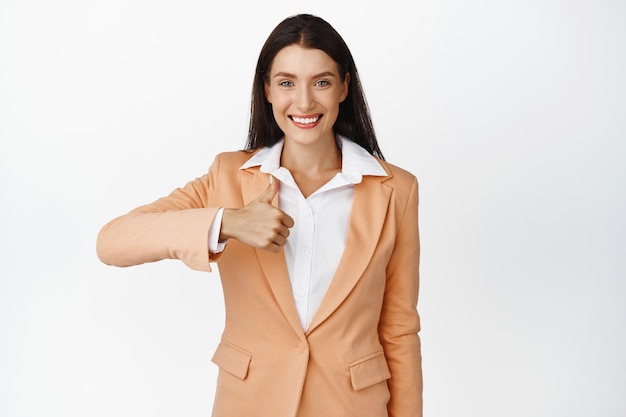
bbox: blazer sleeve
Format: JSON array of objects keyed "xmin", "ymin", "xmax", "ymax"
[
  {"xmin": 96, "ymin": 154, "xmax": 225, "ymax": 272},
  {"xmin": 379, "ymin": 176, "xmax": 423, "ymax": 417}
]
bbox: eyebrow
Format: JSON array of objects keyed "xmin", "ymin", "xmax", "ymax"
[{"xmin": 272, "ymin": 71, "xmax": 337, "ymax": 79}]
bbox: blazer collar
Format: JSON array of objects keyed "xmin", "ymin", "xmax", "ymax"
[
  {"xmin": 240, "ymin": 168, "xmax": 305, "ymax": 339},
  {"xmin": 306, "ymin": 174, "xmax": 392, "ymax": 334}
]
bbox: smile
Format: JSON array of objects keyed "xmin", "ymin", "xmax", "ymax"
[{"xmin": 290, "ymin": 115, "xmax": 321, "ymax": 125}]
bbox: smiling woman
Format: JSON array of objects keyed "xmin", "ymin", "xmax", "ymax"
[
  {"xmin": 264, "ymin": 45, "xmax": 349, "ymax": 146},
  {"xmin": 96, "ymin": 13, "xmax": 422, "ymax": 417}
]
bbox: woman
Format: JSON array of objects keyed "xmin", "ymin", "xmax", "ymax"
[{"xmin": 97, "ymin": 13, "xmax": 422, "ymax": 417}]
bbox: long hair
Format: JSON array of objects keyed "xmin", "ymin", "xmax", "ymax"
[{"xmin": 245, "ymin": 14, "xmax": 384, "ymax": 159}]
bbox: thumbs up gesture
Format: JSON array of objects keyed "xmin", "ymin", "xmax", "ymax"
[{"xmin": 220, "ymin": 177, "xmax": 295, "ymax": 253}]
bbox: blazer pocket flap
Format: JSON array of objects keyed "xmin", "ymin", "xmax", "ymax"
[
  {"xmin": 349, "ymin": 351, "xmax": 391, "ymax": 391},
  {"xmin": 211, "ymin": 341, "xmax": 252, "ymax": 380}
]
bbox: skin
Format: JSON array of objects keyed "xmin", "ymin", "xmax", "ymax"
[{"xmin": 220, "ymin": 44, "xmax": 350, "ymax": 252}]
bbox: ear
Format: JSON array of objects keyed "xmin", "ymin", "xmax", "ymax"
[
  {"xmin": 264, "ymin": 81, "xmax": 272, "ymax": 103},
  {"xmin": 339, "ymin": 72, "xmax": 350, "ymax": 103}
]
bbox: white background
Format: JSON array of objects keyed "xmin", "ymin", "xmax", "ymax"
[{"xmin": 1, "ymin": 1, "xmax": 624, "ymax": 416}]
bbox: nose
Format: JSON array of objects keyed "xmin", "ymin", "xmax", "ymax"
[{"xmin": 295, "ymin": 85, "xmax": 314, "ymax": 112}]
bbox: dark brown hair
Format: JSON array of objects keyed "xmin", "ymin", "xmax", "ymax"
[{"xmin": 245, "ymin": 14, "xmax": 384, "ymax": 159}]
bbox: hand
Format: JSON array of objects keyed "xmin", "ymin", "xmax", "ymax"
[{"xmin": 220, "ymin": 178, "xmax": 295, "ymax": 253}]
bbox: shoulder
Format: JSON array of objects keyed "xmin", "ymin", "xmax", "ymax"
[
  {"xmin": 212, "ymin": 149, "xmax": 261, "ymax": 168},
  {"xmin": 377, "ymin": 158, "xmax": 418, "ymax": 188},
  {"xmin": 206, "ymin": 149, "xmax": 263, "ymax": 177},
  {"xmin": 375, "ymin": 159, "xmax": 420, "ymax": 214}
]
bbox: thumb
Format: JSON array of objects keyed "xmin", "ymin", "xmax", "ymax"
[{"xmin": 256, "ymin": 176, "xmax": 279, "ymax": 204}]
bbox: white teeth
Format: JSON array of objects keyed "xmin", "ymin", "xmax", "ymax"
[{"xmin": 292, "ymin": 116, "xmax": 319, "ymax": 124}]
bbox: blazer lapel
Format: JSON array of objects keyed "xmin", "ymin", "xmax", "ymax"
[
  {"xmin": 241, "ymin": 168, "xmax": 306, "ymax": 340},
  {"xmin": 306, "ymin": 175, "xmax": 392, "ymax": 334}
]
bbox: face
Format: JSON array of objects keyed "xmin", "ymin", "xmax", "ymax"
[{"xmin": 264, "ymin": 44, "xmax": 349, "ymax": 148}]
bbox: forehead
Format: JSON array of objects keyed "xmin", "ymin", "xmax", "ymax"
[{"xmin": 269, "ymin": 44, "xmax": 339, "ymax": 76}]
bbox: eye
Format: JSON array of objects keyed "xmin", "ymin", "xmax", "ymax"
[
  {"xmin": 315, "ymin": 80, "xmax": 330, "ymax": 87},
  {"xmin": 279, "ymin": 80, "xmax": 294, "ymax": 87}
]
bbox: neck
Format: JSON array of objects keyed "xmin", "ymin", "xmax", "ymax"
[{"xmin": 280, "ymin": 136, "xmax": 341, "ymax": 175}]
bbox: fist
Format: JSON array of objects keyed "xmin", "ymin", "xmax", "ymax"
[{"xmin": 220, "ymin": 178, "xmax": 294, "ymax": 252}]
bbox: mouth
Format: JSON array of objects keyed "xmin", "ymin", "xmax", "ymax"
[{"xmin": 289, "ymin": 115, "xmax": 322, "ymax": 128}]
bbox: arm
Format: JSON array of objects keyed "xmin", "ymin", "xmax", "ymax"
[
  {"xmin": 379, "ymin": 177, "xmax": 423, "ymax": 417},
  {"xmin": 96, "ymin": 165, "xmax": 221, "ymax": 272},
  {"xmin": 96, "ymin": 155, "xmax": 294, "ymax": 271}
]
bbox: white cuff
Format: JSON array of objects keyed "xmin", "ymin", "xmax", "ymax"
[{"xmin": 208, "ymin": 208, "xmax": 228, "ymax": 253}]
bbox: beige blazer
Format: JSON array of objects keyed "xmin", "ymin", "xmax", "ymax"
[{"xmin": 97, "ymin": 149, "xmax": 422, "ymax": 417}]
